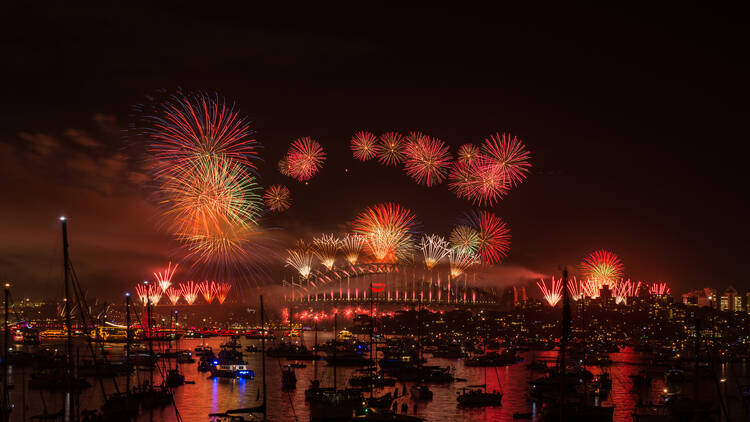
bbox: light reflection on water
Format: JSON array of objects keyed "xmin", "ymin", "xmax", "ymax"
[{"xmin": 6, "ymin": 333, "xmax": 745, "ymax": 421}]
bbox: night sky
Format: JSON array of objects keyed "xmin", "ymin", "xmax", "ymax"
[{"xmin": 1, "ymin": 4, "xmax": 747, "ymax": 298}]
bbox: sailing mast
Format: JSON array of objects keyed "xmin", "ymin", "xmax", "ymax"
[
  {"xmin": 260, "ymin": 296, "xmax": 267, "ymax": 422},
  {"xmin": 2, "ymin": 283, "xmax": 9, "ymax": 422},
  {"xmin": 125, "ymin": 292, "xmax": 131, "ymax": 396},
  {"xmin": 559, "ymin": 267, "xmax": 571, "ymax": 420},
  {"xmin": 61, "ymin": 216, "xmax": 74, "ymax": 422}
]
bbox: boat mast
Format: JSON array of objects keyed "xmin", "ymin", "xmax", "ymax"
[
  {"xmin": 2, "ymin": 283, "xmax": 9, "ymax": 422},
  {"xmin": 369, "ymin": 278, "xmax": 374, "ymax": 400},
  {"xmin": 559, "ymin": 267, "xmax": 571, "ymax": 420},
  {"xmin": 260, "ymin": 296, "xmax": 266, "ymax": 422},
  {"xmin": 146, "ymin": 281, "xmax": 153, "ymax": 387},
  {"xmin": 333, "ymin": 313, "xmax": 337, "ymax": 391},
  {"xmin": 125, "ymin": 292, "xmax": 131, "ymax": 396},
  {"xmin": 61, "ymin": 217, "xmax": 74, "ymax": 422}
]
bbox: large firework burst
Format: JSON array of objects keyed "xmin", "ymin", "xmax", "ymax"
[
  {"xmin": 287, "ymin": 137, "xmax": 326, "ymax": 181},
  {"xmin": 448, "ymin": 156, "xmax": 509, "ymax": 207},
  {"xmin": 579, "ymin": 250, "xmax": 624, "ymax": 285},
  {"xmin": 313, "ymin": 234, "xmax": 342, "ymax": 270},
  {"xmin": 377, "ymin": 132, "xmax": 406, "ymax": 166},
  {"xmin": 449, "ymin": 225, "xmax": 481, "ymax": 254},
  {"xmin": 403, "ymin": 134, "xmax": 452, "ymax": 186},
  {"xmin": 480, "ymin": 132, "xmax": 531, "ymax": 187},
  {"xmin": 352, "ymin": 203, "xmax": 418, "ymax": 263},
  {"xmin": 350, "ymin": 131, "xmax": 379, "ymax": 161},
  {"xmin": 459, "ymin": 210, "xmax": 511, "ymax": 264},
  {"xmin": 264, "ymin": 184, "xmax": 292, "ymax": 212},
  {"xmin": 419, "ymin": 234, "xmax": 451, "ymax": 270}
]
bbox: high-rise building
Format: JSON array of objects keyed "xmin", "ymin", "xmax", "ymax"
[{"xmin": 721, "ymin": 286, "xmax": 740, "ymax": 312}]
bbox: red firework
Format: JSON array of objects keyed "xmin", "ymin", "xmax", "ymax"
[
  {"xmin": 649, "ymin": 282, "xmax": 671, "ymax": 296},
  {"xmin": 165, "ymin": 287, "xmax": 181, "ymax": 305},
  {"xmin": 146, "ymin": 93, "xmax": 260, "ymax": 174},
  {"xmin": 457, "ymin": 143, "xmax": 480, "ymax": 165},
  {"xmin": 377, "ymin": 132, "xmax": 406, "ymax": 166},
  {"xmin": 213, "ymin": 282, "xmax": 232, "ymax": 304},
  {"xmin": 286, "ymin": 137, "xmax": 326, "ymax": 181},
  {"xmin": 480, "ymin": 132, "xmax": 531, "ymax": 187},
  {"xmin": 179, "ymin": 281, "xmax": 199, "ymax": 305},
  {"xmin": 580, "ymin": 250, "xmax": 624, "ymax": 284},
  {"xmin": 278, "ymin": 156, "xmax": 292, "ymax": 177},
  {"xmin": 264, "ymin": 184, "xmax": 292, "ymax": 212},
  {"xmin": 537, "ymin": 277, "xmax": 563, "ymax": 307},
  {"xmin": 459, "ymin": 210, "xmax": 511, "ymax": 264},
  {"xmin": 350, "ymin": 131, "xmax": 379, "ymax": 161},
  {"xmin": 198, "ymin": 280, "xmax": 216, "ymax": 304},
  {"xmin": 448, "ymin": 155, "xmax": 510, "ymax": 206},
  {"xmin": 351, "ymin": 202, "xmax": 418, "ymax": 263},
  {"xmin": 403, "ymin": 134, "xmax": 452, "ymax": 186}
]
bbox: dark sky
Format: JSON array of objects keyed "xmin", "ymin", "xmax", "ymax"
[{"xmin": 1, "ymin": 4, "xmax": 747, "ymax": 299}]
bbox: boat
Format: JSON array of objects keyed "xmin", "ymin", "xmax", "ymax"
[
  {"xmin": 410, "ymin": 384, "xmax": 433, "ymax": 400},
  {"xmin": 456, "ymin": 387, "xmax": 502, "ymax": 407},
  {"xmin": 165, "ymin": 368, "xmax": 185, "ymax": 387},
  {"xmin": 352, "ymin": 407, "xmax": 423, "ymax": 421},
  {"xmin": 282, "ymin": 366, "xmax": 297, "ymax": 390},
  {"xmin": 309, "ymin": 389, "xmax": 365, "ymax": 421}
]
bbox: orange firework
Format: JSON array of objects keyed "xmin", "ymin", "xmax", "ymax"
[
  {"xmin": 350, "ymin": 131, "xmax": 379, "ymax": 161},
  {"xmin": 286, "ymin": 137, "xmax": 326, "ymax": 181},
  {"xmin": 377, "ymin": 132, "xmax": 406, "ymax": 166},
  {"xmin": 403, "ymin": 133, "xmax": 452, "ymax": 186},
  {"xmin": 457, "ymin": 143, "xmax": 480, "ymax": 165},
  {"xmin": 580, "ymin": 250, "xmax": 624, "ymax": 285},
  {"xmin": 264, "ymin": 184, "xmax": 292, "ymax": 212},
  {"xmin": 214, "ymin": 282, "xmax": 232, "ymax": 304},
  {"xmin": 154, "ymin": 261, "xmax": 178, "ymax": 292},
  {"xmin": 198, "ymin": 281, "xmax": 216, "ymax": 304},
  {"xmin": 179, "ymin": 281, "xmax": 200, "ymax": 305},
  {"xmin": 352, "ymin": 202, "xmax": 418, "ymax": 263},
  {"xmin": 166, "ymin": 287, "xmax": 181, "ymax": 305},
  {"xmin": 537, "ymin": 277, "xmax": 563, "ymax": 307}
]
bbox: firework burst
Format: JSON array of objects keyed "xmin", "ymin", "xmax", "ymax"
[
  {"xmin": 313, "ymin": 234, "xmax": 342, "ymax": 270},
  {"xmin": 449, "ymin": 225, "xmax": 481, "ymax": 255},
  {"xmin": 614, "ymin": 279, "xmax": 641, "ymax": 304},
  {"xmin": 286, "ymin": 137, "xmax": 326, "ymax": 181},
  {"xmin": 135, "ymin": 284, "xmax": 149, "ymax": 306},
  {"xmin": 419, "ymin": 234, "xmax": 450, "ymax": 269},
  {"xmin": 457, "ymin": 143, "xmax": 480, "ymax": 165},
  {"xmin": 286, "ymin": 247, "xmax": 315, "ymax": 279},
  {"xmin": 448, "ymin": 248, "xmax": 479, "ymax": 277},
  {"xmin": 649, "ymin": 282, "xmax": 671, "ymax": 296},
  {"xmin": 352, "ymin": 203, "xmax": 418, "ymax": 263},
  {"xmin": 537, "ymin": 277, "xmax": 563, "ymax": 307},
  {"xmin": 214, "ymin": 282, "xmax": 232, "ymax": 304},
  {"xmin": 377, "ymin": 132, "xmax": 406, "ymax": 166},
  {"xmin": 154, "ymin": 261, "xmax": 178, "ymax": 292},
  {"xmin": 580, "ymin": 250, "xmax": 624, "ymax": 285},
  {"xmin": 448, "ymin": 156, "xmax": 509, "ymax": 206},
  {"xmin": 341, "ymin": 234, "xmax": 365, "ymax": 264},
  {"xmin": 403, "ymin": 134, "xmax": 452, "ymax": 186},
  {"xmin": 264, "ymin": 184, "xmax": 292, "ymax": 212},
  {"xmin": 198, "ymin": 281, "xmax": 216, "ymax": 304},
  {"xmin": 166, "ymin": 287, "xmax": 181, "ymax": 305},
  {"xmin": 179, "ymin": 281, "xmax": 200, "ymax": 305},
  {"xmin": 459, "ymin": 210, "xmax": 511, "ymax": 264},
  {"xmin": 350, "ymin": 131, "xmax": 379, "ymax": 161},
  {"xmin": 480, "ymin": 132, "xmax": 531, "ymax": 187},
  {"xmin": 278, "ymin": 156, "xmax": 292, "ymax": 177}
]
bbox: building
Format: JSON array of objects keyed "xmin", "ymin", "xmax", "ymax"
[
  {"xmin": 720, "ymin": 286, "xmax": 742, "ymax": 312},
  {"xmin": 682, "ymin": 288, "xmax": 715, "ymax": 308}
]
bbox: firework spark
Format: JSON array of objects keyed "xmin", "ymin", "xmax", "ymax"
[
  {"xmin": 449, "ymin": 248, "xmax": 479, "ymax": 277},
  {"xmin": 278, "ymin": 156, "xmax": 292, "ymax": 177},
  {"xmin": 457, "ymin": 143, "xmax": 480, "ymax": 165},
  {"xmin": 649, "ymin": 282, "xmax": 671, "ymax": 296},
  {"xmin": 614, "ymin": 279, "xmax": 641, "ymax": 304},
  {"xmin": 179, "ymin": 281, "xmax": 200, "ymax": 305},
  {"xmin": 154, "ymin": 261, "xmax": 178, "ymax": 292},
  {"xmin": 403, "ymin": 134, "xmax": 452, "ymax": 186},
  {"xmin": 419, "ymin": 234, "xmax": 450, "ymax": 270},
  {"xmin": 214, "ymin": 282, "xmax": 232, "ymax": 304},
  {"xmin": 449, "ymin": 225, "xmax": 481, "ymax": 255},
  {"xmin": 537, "ymin": 277, "xmax": 563, "ymax": 307},
  {"xmin": 460, "ymin": 210, "xmax": 511, "ymax": 264},
  {"xmin": 198, "ymin": 281, "xmax": 216, "ymax": 304},
  {"xmin": 286, "ymin": 137, "xmax": 326, "ymax": 181},
  {"xmin": 448, "ymin": 156, "xmax": 509, "ymax": 207},
  {"xmin": 135, "ymin": 284, "xmax": 149, "ymax": 306},
  {"xmin": 350, "ymin": 131, "xmax": 379, "ymax": 161},
  {"xmin": 313, "ymin": 234, "xmax": 342, "ymax": 270},
  {"xmin": 377, "ymin": 132, "xmax": 406, "ymax": 166},
  {"xmin": 580, "ymin": 250, "xmax": 624, "ymax": 285},
  {"xmin": 352, "ymin": 203, "xmax": 418, "ymax": 263},
  {"xmin": 286, "ymin": 247, "xmax": 315, "ymax": 278},
  {"xmin": 480, "ymin": 132, "xmax": 531, "ymax": 187},
  {"xmin": 166, "ymin": 287, "xmax": 181, "ymax": 305},
  {"xmin": 341, "ymin": 234, "xmax": 365, "ymax": 264},
  {"xmin": 264, "ymin": 184, "xmax": 292, "ymax": 212}
]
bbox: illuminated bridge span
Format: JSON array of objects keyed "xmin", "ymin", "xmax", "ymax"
[{"xmin": 282, "ymin": 263, "xmax": 496, "ymax": 306}]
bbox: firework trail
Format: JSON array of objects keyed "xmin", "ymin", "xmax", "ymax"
[
  {"xmin": 154, "ymin": 261, "xmax": 178, "ymax": 292},
  {"xmin": 352, "ymin": 203, "xmax": 418, "ymax": 263},
  {"xmin": 457, "ymin": 143, "xmax": 480, "ymax": 165},
  {"xmin": 264, "ymin": 184, "xmax": 292, "ymax": 212},
  {"xmin": 144, "ymin": 92, "xmax": 261, "ymax": 175},
  {"xmin": 313, "ymin": 234, "xmax": 342, "ymax": 270},
  {"xmin": 537, "ymin": 277, "xmax": 563, "ymax": 306},
  {"xmin": 135, "ymin": 284, "xmax": 149, "ymax": 306},
  {"xmin": 403, "ymin": 133, "xmax": 452, "ymax": 186},
  {"xmin": 459, "ymin": 210, "xmax": 511, "ymax": 264},
  {"xmin": 580, "ymin": 250, "xmax": 624, "ymax": 285},
  {"xmin": 341, "ymin": 234, "xmax": 365, "ymax": 264},
  {"xmin": 377, "ymin": 132, "xmax": 406, "ymax": 166},
  {"xmin": 480, "ymin": 132, "xmax": 531, "ymax": 187},
  {"xmin": 198, "ymin": 281, "xmax": 216, "ymax": 304},
  {"xmin": 449, "ymin": 248, "xmax": 478, "ymax": 277},
  {"xmin": 286, "ymin": 247, "xmax": 315, "ymax": 279},
  {"xmin": 286, "ymin": 137, "xmax": 326, "ymax": 181},
  {"xmin": 614, "ymin": 279, "xmax": 641, "ymax": 304},
  {"xmin": 567, "ymin": 277, "xmax": 582, "ymax": 300},
  {"xmin": 166, "ymin": 287, "xmax": 181, "ymax": 305},
  {"xmin": 214, "ymin": 282, "xmax": 232, "ymax": 304},
  {"xmin": 420, "ymin": 234, "xmax": 450, "ymax": 270},
  {"xmin": 649, "ymin": 282, "xmax": 671, "ymax": 296},
  {"xmin": 179, "ymin": 281, "xmax": 200, "ymax": 305},
  {"xmin": 350, "ymin": 131, "xmax": 379, "ymax": 161}
]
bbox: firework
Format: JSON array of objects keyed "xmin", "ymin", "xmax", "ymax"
[
  {"xmin": 145, "ymin": 92, "xmax": 260, "ymax": 175},
  {"xmin": 352, "ymin": 203, "xmax": 418, "ymax": 263},
  {"xmin": 377, "ymin": 132, "xmax": 406, "ymax": 166},
  {"xmin": 214, "ymin": 282, "xmax": 232, "ymax": 304},
  {"xmin": 448, "ymin": 248, "xmax": 478, "ymax": 277},
  {"xmin": 480, "ymin": 132, "xmax": 531, "ymax": 187},
  {"xmin": 403, "ymin": 134, "xmax": 452, "ymax": 186},
  {"xmin": 448, "ymin": 156, "xmax": 509, "ymax": 207},
  {"xmin": 449, "ymin": 225, "xmax": 481, "ymax": 254},
  {"xmin": 166, "ymin": 287, "xmax": 181, "ymax": 305},
  {"xmin": 649, "ymin": 282, "xmax": 671, "ymax": 296},
  {"xmin": 135, "ymin": 284, "xmax": 149, "ymax": 306},
  {"xmin": 313, "ymin": 234, "xmax": 342, "ymax": 270},
  {"xmin": 457, "ymin": 143, "xmax": 480, "ymax": 165},
  {"xmin": 580, "ymin": 250, "xmax": 624, "ymax": 285},
  {"xmin": 350, "ymin": 131, "xmax": 379, "ymax": 161},
  {"xmin": 614, "ymin": 279, "xmax": 641, "ymax": 304},
  {"xmin": 154, "ymin": 261, "xmax": 178, "ymax": 292},
  {"xmin": 460, "ymin": 210, "xmax": 511, "ymax": 264},
  {"xmin": 278, "ymin": 156, "xmax": 292, "ymax": 177},
  {"xmin": 419, "ymin": 234, "xmax": 450, "ymax": 270},
  {"xmin": 286, "ymin": 248, "xmax": 315, "ymax": 278},
  {"xmin": 286, "ymin": 137, "xmax": 326, "ymax": 181},
  {"xmin": 567, "ymin": 277, "xmax": 582, "ymax": 300},
  {"xmin": 341, "ymin": 234, "xmax": 365, "ymax": 264},
  {"xmin": 198, "ymin": 281, "xmax": 216, "ymax": 304},
  {"xmin": 145, "ymin": 283, "xmax": 162, "ymax": 305},
  {"xmin": 264, "ymin": 184, "xmax": 292, "ymax": 212},
  {"xmin": 179, "ymin": 281, "xmax": 200, "ymax": 305},
  {"xmin": 537, "ymin": 277, "xmax": 563, "ymax": 307}
]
